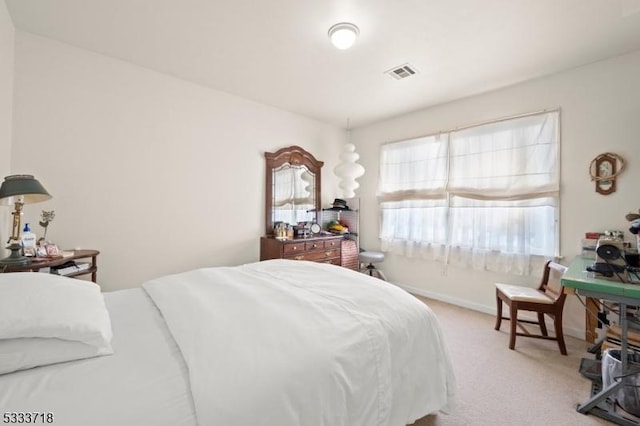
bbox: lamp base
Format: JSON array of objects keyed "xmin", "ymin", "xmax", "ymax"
[{"xmin": 0, "ymin": 242, "xmax": 31, "ymax": 266}]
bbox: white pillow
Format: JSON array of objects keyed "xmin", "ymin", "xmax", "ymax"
[{"xmin": 0, "ymin": 272, "xmax": 113, "ymax": 374}]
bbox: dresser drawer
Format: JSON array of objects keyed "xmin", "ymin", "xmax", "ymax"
[
  {"xmin": 323, "ymin": 239, "xmax": 341, "ymax": 249},
  {"xmin": 305, "ymin": 241, "xmax": 324, "ymax": 251},
  {"xmin": 282, "ymin": 242, "xmax": 306, "ymax": 254},
  {"xmin": 318, "ymin": 257, "xmax": 341, "ymax": 266},
  {"xmin": 285, "ymin": 249, "xmax": 340, "ymax": 262}
]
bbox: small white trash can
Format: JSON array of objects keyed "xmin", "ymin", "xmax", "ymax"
[{"xmin": 602, "ymin": 349, "xmax": 640, "ymax": 415}]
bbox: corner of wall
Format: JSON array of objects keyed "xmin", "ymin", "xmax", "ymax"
[{"xmin": 0, "ymin": 1, "xmax": 15, "ymax": 249}]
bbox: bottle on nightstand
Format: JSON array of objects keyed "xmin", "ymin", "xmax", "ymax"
[{"xmin": 21, "ymin": 223, "xmax": 37, "ymax": 256}]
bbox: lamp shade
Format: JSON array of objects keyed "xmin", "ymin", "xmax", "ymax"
[
  {"xmin": 334, "ymin": 143, "xmax": 365, "ymax": 198},
  {"xmin": 0, "ymin": 175, "xmax": 51, "ymax": 205}
]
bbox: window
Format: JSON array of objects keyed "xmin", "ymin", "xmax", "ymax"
[{"xmin": 378, "ymin": 111, "xmax": 559, "ymax": 275}]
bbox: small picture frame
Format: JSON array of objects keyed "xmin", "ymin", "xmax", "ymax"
[
  {"xmin": 594, "ymin": 153, "xmax": 616, "ymax": 195},
  {"xmin": 45, "ymin": 244, "xmax": 60, "ymax": 257},
  {"xmin": 23, "ymin": 246, "xmax": 36, "ymax": 257},
  {"xmin": 35, "ymin": 246, "xmax": 48, "ymax": 258}
]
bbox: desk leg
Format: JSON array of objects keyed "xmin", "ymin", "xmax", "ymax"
[
  {"xmin": 577, "ymin": 303, "xmax": 638, "ymax": 425},
  {"xmin": 586, "ymin": 297, "xmax": 599, "ymax": 344},
  {"xmin": 578, "ymin": 380, "xmax": 623, "ymax": 414}
]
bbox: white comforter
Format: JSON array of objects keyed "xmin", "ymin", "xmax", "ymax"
[{"xmin": 142, "ymin": 259, "xmax": 456, "ymax": 426}]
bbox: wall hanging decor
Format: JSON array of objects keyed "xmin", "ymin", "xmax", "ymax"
[{"xmin": 589, "ymin": 152, "xmax": 625, "ymax": 195}]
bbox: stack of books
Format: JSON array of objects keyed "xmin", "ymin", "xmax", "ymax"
[{"xmin": 50, "ymin": 261, "xmax": 90, "ymax": 276}]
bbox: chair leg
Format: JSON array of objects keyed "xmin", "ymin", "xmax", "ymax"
[
  {"xmin": 509, "ymin": 304, "xmax": 518, "ymax": 350},
  {"xmin": 362, "ymin": 263, "xmax": 387, "ymax": 281},
  {"xmin": 367, "ymin": 264, "xmax": 374, "ymax": 276},
  {"xmin": 359, "ymin": 263, "xmax": 373, "ymax": 275},
  {"xmin": 376, "ymin": 269, "xmax": 387, "ymax": 281},
  {"xmin": 495, "ymin": 291, "xmax": 503, "ymax": 331},
  {"xmin": 538, "ymin": 313, "xmax": 548, "ymax": 336},
  {"xmin": 554, "ymin": 314, "xmax": 568, "ymax": 355}
]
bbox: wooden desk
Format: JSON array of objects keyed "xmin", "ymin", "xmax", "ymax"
[
  {"xmin": 562, "ymin": 256, "xmax": 640, "ymax": 425},
  {"xmin": 1, "ymin": 249, "xmax": 100, "ymax": 283}
]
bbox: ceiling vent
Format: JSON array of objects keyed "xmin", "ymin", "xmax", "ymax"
[{"xmin": 385, "ymin": 63, "xmax": 418, "ymax": 80}]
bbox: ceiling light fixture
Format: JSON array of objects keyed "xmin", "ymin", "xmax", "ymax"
[{"xmin": 328, "ymin": 22, "xmax": 359, "ymax": 50}]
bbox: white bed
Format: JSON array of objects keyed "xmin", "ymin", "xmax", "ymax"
[{"xmin": 0, "ymin": 259, "xmax": 455, "ymax": 426}]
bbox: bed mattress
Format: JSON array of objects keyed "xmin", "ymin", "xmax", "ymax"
[{"xmin": 0, "ymin": 259, "xmax": 455, "ymax": 426}]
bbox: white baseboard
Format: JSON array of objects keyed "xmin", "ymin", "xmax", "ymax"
[{"xmin": 396, "ymin": 283, "xmax": 585, "ymax": 340}]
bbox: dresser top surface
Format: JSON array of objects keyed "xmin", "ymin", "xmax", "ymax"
[{"xmin": 261, "ymin": 234, "xmax": 344, "ymax": 243}]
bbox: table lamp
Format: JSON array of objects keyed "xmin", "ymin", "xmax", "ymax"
[{"xmin": 0, "ymin": 174, "xmax": 51, "ymax": 266}]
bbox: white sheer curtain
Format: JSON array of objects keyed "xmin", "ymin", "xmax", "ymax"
[
  {"xmin": 379, "ymin": 134, "xmax": 449, "ymax": 260},
  {"xmin": 379, "ymin": 111, "xmax": 559, "ymax": 275}
]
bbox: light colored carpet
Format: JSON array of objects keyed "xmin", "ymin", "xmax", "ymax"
[{"xmin": 409, "ymin": 296, "xmax": 614, "ymax": 426}]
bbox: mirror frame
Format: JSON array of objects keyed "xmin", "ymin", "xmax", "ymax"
[{"xmin": 265, "ymin": 145, "xmax": 323, "ymax": 235}]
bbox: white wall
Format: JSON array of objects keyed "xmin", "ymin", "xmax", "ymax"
[
  {"xmin": 9, "ymin": 22, "xmax": 640, "ymax": 339},
  {"xmin": 11, "ymin": 32, "xmax": 344, "ymax": 290},
  {"xmin": 0, "ymin": 1, "xmax": 13, "ymax": 245},
  {"xmin": 353, "ymin": 50, "xmax": 640, "ymax": 339}
]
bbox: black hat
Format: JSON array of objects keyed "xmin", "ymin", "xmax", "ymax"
[{"xmin": 329, "ymin": 198, "xmax": 350, "ymax": 210}]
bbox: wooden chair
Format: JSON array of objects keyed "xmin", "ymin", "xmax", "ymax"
[{"xmin": 494, "ymin": 261, "xmax": 569, "ymax": 355}]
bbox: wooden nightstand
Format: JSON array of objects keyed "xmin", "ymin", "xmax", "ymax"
[{"xmin": 1, "ymin": 249, "xmax": 100, "ymax": 283}]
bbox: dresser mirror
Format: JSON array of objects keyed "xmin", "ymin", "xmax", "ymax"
[{"xmin": 265, "ymin": 146, "xmax": 323, "ymax": 235}]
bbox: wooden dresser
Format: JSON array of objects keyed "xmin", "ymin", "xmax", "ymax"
[
  {"xmin": 261, "ymin": 146, "xmax": 358, "ymax": 271},
  {"xmin": 260, "ymin": 235, "xmax": 343, "ymax": 266}
]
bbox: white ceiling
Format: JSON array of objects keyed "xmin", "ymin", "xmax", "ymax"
[{"xmin": 5, "ymin": 0, "xmax": 640, "ymax": 128}]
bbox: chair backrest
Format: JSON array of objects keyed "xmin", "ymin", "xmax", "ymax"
[{"xmin": 538, "ymin": 261, "xmax": 569, "ymax": 303}]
